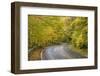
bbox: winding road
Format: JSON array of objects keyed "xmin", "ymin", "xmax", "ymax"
[{"xmin": 41, "ymin": 43, "xmax": 86, "ymax": 60}]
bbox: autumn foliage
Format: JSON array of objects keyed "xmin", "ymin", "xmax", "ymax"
[{"xmin": 28, "ymin": 15, "xmax": 88, "ymax": 52}]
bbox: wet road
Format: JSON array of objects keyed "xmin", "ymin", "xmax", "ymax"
[{"xmin": 41, "ymin": 43, "xmax": 85, "ymax": 60}]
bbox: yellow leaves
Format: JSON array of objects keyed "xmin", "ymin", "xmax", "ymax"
[
  {"xmin": 76, "ymin": 34, "xmax": 83, "ymax": 48},
  {"xmin": 28, "ymin": 15, "xmax": 88, "ymax": 50}
]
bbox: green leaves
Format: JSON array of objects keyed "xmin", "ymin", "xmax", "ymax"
[
  {"xmin": 66, "ymin": 17, "xmax": 88, "ymax": 49},
  {"xmin": 28, "ymin": 15, "xmax": 88, "ymax": 51},
  {"xmin": 28, "ymin": 15, "xmax": 66, "ymax": 48}
]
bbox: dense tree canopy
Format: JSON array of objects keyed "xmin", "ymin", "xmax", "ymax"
[{"xmin": 28, "ymin": 15, "xmax": 88, "ymax": 52}]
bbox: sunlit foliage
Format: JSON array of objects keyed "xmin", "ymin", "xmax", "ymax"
[
  {"xmin": 28, "ymin": 15, "xmax": 88, "ymax": 52},
  {"xmin": 66, "ymin": 17, "xmax": 88, "ymax": 49}
]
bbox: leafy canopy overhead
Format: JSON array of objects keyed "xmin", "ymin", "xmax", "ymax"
[{"xmin": 28, "ymin": 15, "xmax": 88, "ymax": 50}]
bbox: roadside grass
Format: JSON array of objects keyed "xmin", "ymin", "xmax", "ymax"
[
  {"xmin": 28, "ymin": 48, "xmax": 43, "ymax": 60},
  {"xmin": 69, "ymin": 44, "xmax": 88, "ymax": 57}
]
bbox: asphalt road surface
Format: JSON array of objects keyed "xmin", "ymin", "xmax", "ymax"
[{"xmin": 41, "ymin": 43, "xmax": 86, "ymax": 60}]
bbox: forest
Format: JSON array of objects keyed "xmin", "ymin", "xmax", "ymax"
[{"xmin": 28, "ymin": 15, "xmax": 88, "ymax": 60}]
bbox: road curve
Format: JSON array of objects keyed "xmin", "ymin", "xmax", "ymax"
[{"xmin": 41, "ymin": 43, "xmax": 86, "ymax": 60}]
